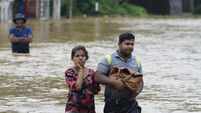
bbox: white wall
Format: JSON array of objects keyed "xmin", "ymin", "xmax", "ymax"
[
  {"xmin": 0, "ymin": 0, "xmax": 13, "ymax": 23},
  {"xmin": 53, "ymin": 0, "xmax": 61, "ymax": 20}
]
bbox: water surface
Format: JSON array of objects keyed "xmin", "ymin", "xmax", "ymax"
[{"xmin": 0, "ymin": 17, "xmax": 201, "ymax": 113}]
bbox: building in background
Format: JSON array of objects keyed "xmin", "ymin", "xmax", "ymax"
[
  {"xmin": 169, "ymin": 0, "xmax": 183, "ymax": 15},
  {"xmin": 25, "ymin": 0, "xmax": 61, "ymax": 20},
  {"xmin": 24, "ymin": 0, "xmax": 50, "ymax": 20},
  {"xmin": 130, "ymin": 0, "xmax": 194, "ymax": 16},
  {"xmin": 0, "ymin": 0, "xmax": 14, "ymax": 23},
  {"xmin": 169, "ymin": 0, "xmax": 194, "ymax": 16},
  {"xmin": 0, "ymin": 0, "xmax": 60, "ymax": 23},
  {"xmin": 0, "ymin": 0, "xmax": 195, "ymax": 23}
]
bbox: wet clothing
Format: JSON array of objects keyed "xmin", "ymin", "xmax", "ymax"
[
  {"xmin": 65, "ymin": 68, "xmax": 100, "ymax": 113},
  {"xmin": 9, "ymin": 26, "xmax": 33, "ymax": 53},
  {"xmin": 97, "ymin": 51, "xmax": 142, "ymax": 113},
  {"xmin": 104, "ymin": 98, "xmax": 141, "ymax": 113}
]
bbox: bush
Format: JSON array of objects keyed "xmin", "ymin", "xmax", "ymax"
[
  {"xmin": 121, "ymin": 3, "xmax": 148, "ymax": 16},
  {"xmin": 99, "ymin": 0, "xmax": 127, "ymax": 15},
  {"xmin": 51, "ymin": 0, "xmax": 148, "ymax": 16},
  {"xmin": 194, "ymin": 4, "xmax": 201, "ymax": 14}
]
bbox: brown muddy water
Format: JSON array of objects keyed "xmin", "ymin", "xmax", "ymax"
[{"xmin": 0, "ymin": 17, "xmax": 201, "ymax": 113}]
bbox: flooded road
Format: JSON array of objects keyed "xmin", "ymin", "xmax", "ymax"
[{"xmin": 0, "ymin": 17, "xmax": 201, "ymax": 113}]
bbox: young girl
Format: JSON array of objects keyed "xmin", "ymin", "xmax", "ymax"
[{"xmin": 65, "ymin": 45, "xmax": 100, "ymax": 113}]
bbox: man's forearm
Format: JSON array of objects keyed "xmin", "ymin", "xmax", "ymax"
[
  {"xmin": 95, "ymin": 72, "xmax": 113, "ymax": 86},
  {"xmin": 21, "ymin": 35, "xmax": 33, "ymax": 43},
  {"xmin": 21, "ymin": 38, "xmax": 32, "ymax": 43},
  {"xmin": 95, "ymin": 71, "xmax": 126, "ymax": 91},
  {"xmin": 10, "ymin": 37, "xmax": 25, "ymax": 43}
]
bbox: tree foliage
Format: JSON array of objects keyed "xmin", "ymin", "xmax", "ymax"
[
  {"xmin": 194, "ymin": 0, "xmax": 201, "ymax": 14},
  {"xmin": 59, "ymin": 0, "xmax": 147, "ymax": 16},
  {"xmin": 51, "ymin": 0, "xmax": 201, "ymax": 16}
]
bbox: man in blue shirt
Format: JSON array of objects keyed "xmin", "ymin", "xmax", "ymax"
[
  {"xmin": 95, "ymin": 32, "xmax": 143, "ymax": 113},
  {"xmin": 9, "ymin": 13, "xmax": 33, "ymax": 53}
]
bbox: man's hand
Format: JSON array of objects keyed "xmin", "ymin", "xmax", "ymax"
[
  {"xmin": 9, "ymin": 34, "xmax": 27, "ymax": 43},
  {"xmin": 95, "ymin": 70, "xmax": 126, "ymax": 91},
  {"xmin": 110, "ymin": 79, "xmax": 126, "ymax": 91},
  {"xmin": 9, "ymin": 34, "xmax": 25, "ymax": 43},
  {"xmin": 21, "ymin": 35, "xmax": 33, "ymax": 43},
  {"xmin": 9, "ymin": 34, "xmax": 33, "ymax": 44}
]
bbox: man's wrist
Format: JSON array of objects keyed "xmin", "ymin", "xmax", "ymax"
[{"xmin": 108, "ymin": 78, "xmax": 115, "ymax": 87}]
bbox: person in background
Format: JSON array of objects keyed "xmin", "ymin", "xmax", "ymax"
[
  {"xmin": 65, "ymin": 45, "xmax": 101, "ymax": 113},
  {"xmin": 9, "ymin": 13, "xmax": 33, "ymax": 53},
  {"xmin": 95, "ymin": 32, "xmax": 143, "ymax": 113}
]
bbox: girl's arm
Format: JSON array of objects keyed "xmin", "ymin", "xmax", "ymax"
[
  {"xmin": 74, "ymin": 68, "xmax": 84, "ymax": 90},
  {"xmin": 73, "ymin": 58, "xmax": 88, "ymax": 91}
]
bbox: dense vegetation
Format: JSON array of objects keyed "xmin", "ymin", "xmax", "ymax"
[
  {"xmin": 51, "ymin": 0, "xmax": 148, "ymax": 16},
  {"xmin": 13, "ymin": 0, "xmax": 201, "ymax": 17},
  {"xmin": 193, "ymin": 0, "xmax": 201, "ymax": 14},
  {"xmin": 131, "ymin": 0, "xmax": 201, "ymax": 15}
]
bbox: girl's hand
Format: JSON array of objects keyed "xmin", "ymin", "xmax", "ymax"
[
  {"xmin": 73, "ymin": 58, "xmax": 82, "ymax": 71},
  {"xmin": 74, "ymin": 68, "xmax": 84, "ymax": 91}
]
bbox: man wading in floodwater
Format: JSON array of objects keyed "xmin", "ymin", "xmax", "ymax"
[
  {"xmin": 95, "ymin": 32, "xmax": 143, "ymax": 113},
  {"xmin": 9, "ymin": 13, "xmax": 33, "ymax": 53}
]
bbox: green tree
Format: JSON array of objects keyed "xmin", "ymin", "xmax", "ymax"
[{"xmin": 51, "ymin": 0, "xmax": 148, "ymax": 16}]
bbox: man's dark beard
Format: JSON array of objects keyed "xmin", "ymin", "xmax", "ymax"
[
  {"xmin": 119, "ymin": 49, "xmax": 131, "ymax": 57},
  {"xmin": 17, "ymin": 23, "xmax": 23, "ymax": 28}
]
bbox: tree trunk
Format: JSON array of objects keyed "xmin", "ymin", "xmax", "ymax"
[
  {"xmin": 66, "ymin": 0, "xmax": 72, "ymax": 19},
  {"xmin": 53, "ymin": 0, "xmax": 61, "ymax": 20},
  {"xmin": 189, "ymin": 0, "xmax": 194, "ymax": 14}
]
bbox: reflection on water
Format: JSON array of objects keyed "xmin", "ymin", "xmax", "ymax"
[{"xmin": 0, "ymin": 17, "xmax": 201, "ymax": 113}]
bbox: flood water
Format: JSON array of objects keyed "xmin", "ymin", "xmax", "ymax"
[{"xmin": 0, "ymin": 17, "xmax": 201, "ymax": 113}]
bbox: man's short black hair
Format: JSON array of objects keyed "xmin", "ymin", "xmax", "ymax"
[
  {"xmin": 119, "ymin": 32, "xmax": 135, "ymax": 44},
  {"xmin": 71, "ymin": 45, "xmax": 89, "ymax": 60}
]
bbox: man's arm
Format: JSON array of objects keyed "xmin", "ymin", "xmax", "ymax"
[
  {"xmin": 21, "ymin": 34, "xmax": 33, "ymax": 43},
  {"xmin": 95, "ymin": 70, "xmax": 125, "ymax": 91},
  {"xmin": 9, "ymin": 34, "xmax": 26, "ymax": 43}
]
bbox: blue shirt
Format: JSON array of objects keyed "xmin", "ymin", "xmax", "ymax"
[
  {"xmin": 97, "ymin": 51, "xmax": 142, "ymax": 102},
  {"xmin": 9, "ymin": 26, "xmax": 33, "ymax": 53}
]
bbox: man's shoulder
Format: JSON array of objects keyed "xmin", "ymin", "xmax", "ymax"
[
  {"xmin": 101, "ymin": 52, "xmax": 116, "ymax": 62},
  {"xmin": 24, "ymin": 26, "xmax": 33, "ymax": 35},
  {"xmin": 9, "ymin": 26, "xmax": 16, "ymax": 31},
  {"xmin": 24, "ymin": 26, "xmax": 32, "ymax": 30},
  {"xmin": 131, "ymin": 55, "xmax": 136, "ymax": 60},
  {"xmin": 109, "ymin": 51, "xmax": 118, "ymax": 58}
]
